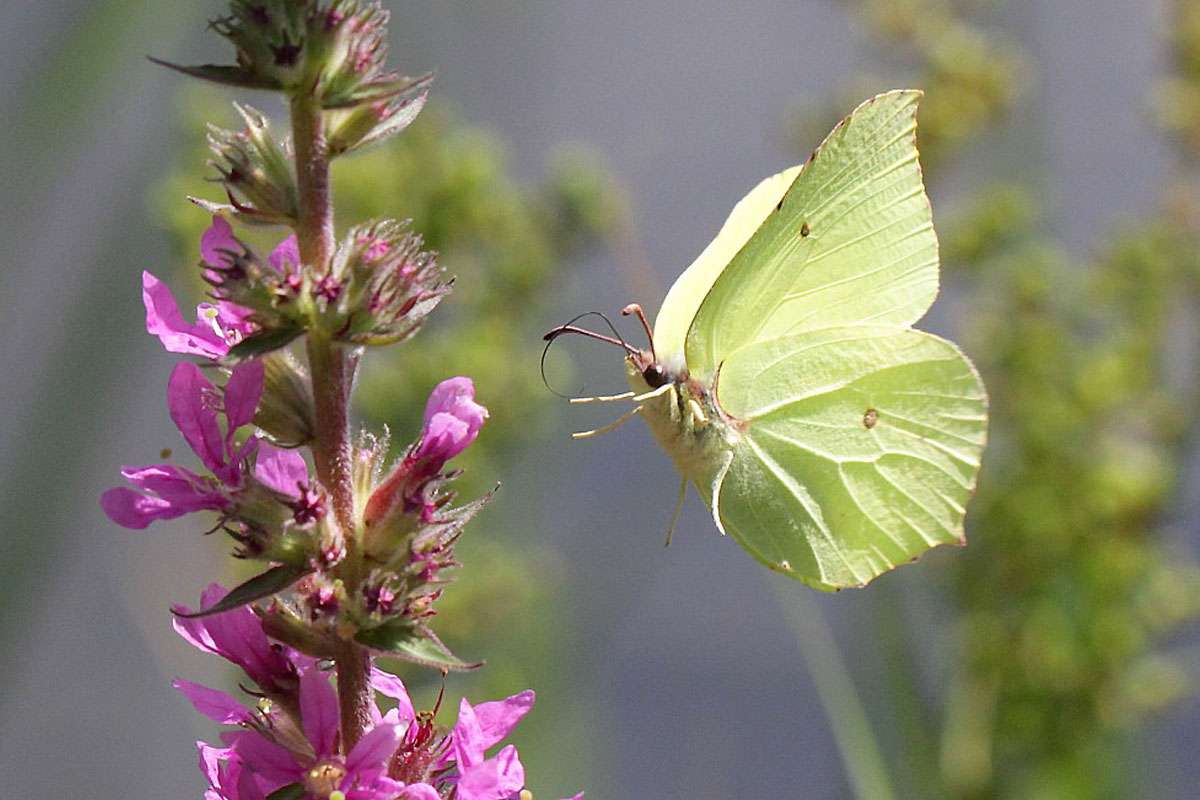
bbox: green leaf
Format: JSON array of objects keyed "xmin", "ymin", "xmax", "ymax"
[
  {"xmin": 226, "ymin": 327, "xmax": 305, "ymax": 362},
  {"xmin": 174, "ymin": 564, "xmax": 311, "ymax": 619},
  {"xmin": 146, "ymin": 58, "xmax": 281, "ymax": 91},
  {"xmin": 265, "ymin": 784, "xmax": 306, "ymax": 800},
  {"xmin": 355, "ymin": 621, "xmax": 482, "ymax": 671}
]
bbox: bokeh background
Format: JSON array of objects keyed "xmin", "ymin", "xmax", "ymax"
[{"xmin": 2, "ymin": 1, "xmax": 1199, "ymax": 798}]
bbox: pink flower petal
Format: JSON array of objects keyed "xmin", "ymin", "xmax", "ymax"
[
  {"xmin": 169, "ymin": 363, "xmax": 228, "ymax": 477},
  {"xmin": 345, "ymin": 720, "xmax": 402, "ymax": 776},
  {"xmin": 142, "ymin": 271, "xmax": 230, "ymax": 359},
  {"xmin": 174, "ymin": 679, "xmax": 252, "ymax": 725},
  {"xmin": 197, "ymin": 742, "xmax": 229, "ymax": 785},
  {"xmin": 398, "ymin": 785, "xmax": 441, "ymax": 800},
  {"xmin": 452, "ymin": 698, "xmax": 486, "ymax": 769},
  {"xmin": 454, "ymin": 745, "xmax": 525, "ymax": 800},
  {"xmin": 226, "ymin": 730, "xmax": 302, "ymax": 788},
  {"xmin": 300, "ymin": 668, "xmax": 339, "ymax": 758},
  {"xmin": 254, "ymin": 442, "xmax": 309, "ymax": 500},
  {"xmin": 224, "ymin": 360, "xmax": 265, "ymax": 433},
  {"xmin": 269, "ymin": 235, "xmax": 300, "ymax": 272},
  {"xmin": 100, "ymin": 487, "xmax": 173, "ymax": 529},
  {"xmin": 471, "ymin": 690, "xmax": 535, "ymax": 752},
  {"xmin": 201, "ymin": 216, "xmax": 242, "ymax": 268},
  {"xmin": 369, "ymin": 667, "xmax": 416, "ymax": 721}
]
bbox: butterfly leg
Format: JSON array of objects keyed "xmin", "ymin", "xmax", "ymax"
[
  {"xmin": 632, "ymin": 383, "xmax": 674, "ymax": 403},
  {"xmin": 568, "ymin": 391, "xmax": 635, "ymax": 404},
  {"xmin": 664, "ymin": 476, "xmax": 688, "ymax": 547},
  {"xmin": 708, "ymin": 451, "xmax": 734, "ymax": 536},
  {"xmin": 572, "ymin": 405, "xmax": 642, "ymax": 439}
]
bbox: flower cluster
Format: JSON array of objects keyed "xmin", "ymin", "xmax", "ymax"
[
  {"xmin": 105, "ymin": 3, "xmax": 581, "ymax": 797},
  {"xmin": 178, "ymin": 586, "xmax": 580, "ymax": 800}
]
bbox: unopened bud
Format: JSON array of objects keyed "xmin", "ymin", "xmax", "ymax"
[
  {"xmin": 207, "ymin": 104, "xmax": 298, "ymax": 225},
  {"xmin": 255, "ymin": 350, "xmax": 316, "ymax": 447},
  {"xmin": 323, "ymin": 220, "xmax": 449, "ymax": 346},
  {"xmin": 327, "ymin": 75, "xmax": 431, "ymax": 156}
]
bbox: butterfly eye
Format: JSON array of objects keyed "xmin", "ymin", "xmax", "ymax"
[{"xmin": 642, "ymin": 364, "xmax": 670, "ymax": 388}]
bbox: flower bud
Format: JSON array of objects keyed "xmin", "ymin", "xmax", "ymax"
[
  {"xmin": 207, "ymin": 104, "xmax": 298, "ymax": 226},
  {"xmin": 215, "ymin": 0, "xmax": 315, "ymax": 91},
  {"xmin": 194, "ymin": 218, "xmax": 308, "ymax": 346},
  {"xmin": 255, "ymin": 350, "xmax": 316, "ymax": 446},
  {"xmin": 327, "ymin": 75, "xmax": 430, "ymax": 156},
  {"xmin": 317, "ymin": 220, "xmax": 449, "ymax": 345},
  {"xmin": 363, "ymin": 378, "xmax": 487, "ymax": 535}
]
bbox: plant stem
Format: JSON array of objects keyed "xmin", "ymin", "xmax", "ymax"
[
  {"xmin": 291, "ymin": 90, "xmax": 373, "ymax": 751},
  {"xmin": 772, "ymin": 579, "xmax": 899, "ymax": 800}
]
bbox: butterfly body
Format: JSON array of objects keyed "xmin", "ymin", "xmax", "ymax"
[
  {"xmin": 626, "ymin": 358, "xmax": 738, "ymax": 512},
  {"xmin": 556, "ymin": 90, "xmax": 988, "ymax": 590}
]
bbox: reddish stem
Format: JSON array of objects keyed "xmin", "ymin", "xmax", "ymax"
[{"xmin": 291, "ymin": 90, "xmax": 372, "ymax": 751}]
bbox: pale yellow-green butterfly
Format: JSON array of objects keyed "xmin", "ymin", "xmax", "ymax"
[{"xmin": 545, "ymin": 90, "xmax": 988, "ymax": 590}]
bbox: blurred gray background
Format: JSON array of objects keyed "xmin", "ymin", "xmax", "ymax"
[{"xmin": 0, "ymin": 1, "xmax": 1194, "ymax": 798}]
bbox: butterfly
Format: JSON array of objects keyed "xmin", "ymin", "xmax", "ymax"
[{"xmin": 546, "ymin": 90, "xmax": 988, "ymax": 590}]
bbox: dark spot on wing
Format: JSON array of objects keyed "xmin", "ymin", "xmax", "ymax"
[
  {"xmin": 863, "ymin": 408, "xmax": 878, "ymax": 429},
  {"xmin": 775, "ymin": 198, "xmax": 784, "ymax": 212},
  {"xmin": 800, "ymin": 222, "xmax": 810, "ymax": 237}
]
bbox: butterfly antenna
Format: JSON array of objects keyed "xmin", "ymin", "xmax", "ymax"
[
  {"xmin": 542, "ymin": 311, "xmax": 641, "ymax": 398},
  {"xmin": 621, "ymin": 303, "xmax": 656, "ymax": 361},
  {"xmin": 572, "ymin": 404, "xmax": 642, "ymax": 439},
  {"xmin": 665, "ymin": 476, "xmax": 687, "ymax": 547}
]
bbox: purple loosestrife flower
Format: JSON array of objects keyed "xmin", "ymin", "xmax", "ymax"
[
  {"xmin": 364, "ymin": 377, "xmax": 488, "ymax": 527},
  {"xmin": 145, "ymin": 217, "xmax": 265, "ymax": 359},
  {"xmin": 227, "ymin": 669, "xmax": 406, "ymax": 800},
  {"xmin": 173, "ymin": 583, "xmax": 313, "ymax": 696},
  {"xmin": 255, "ymin": 440, "xmax": 326, "ymax": 526},
  {"xmin": 143, "ymin": 271, "xmax": 254, "ymax": 359},
  {"xmin": 101, "ymin": 360, "xmax": 264, "ymax": 529}
]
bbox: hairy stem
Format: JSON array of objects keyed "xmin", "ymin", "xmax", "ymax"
[{"xmin": 292, "ymin": 90, "xmax": 373, "ymax": 750}]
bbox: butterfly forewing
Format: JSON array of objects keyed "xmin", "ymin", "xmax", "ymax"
[
  {"xmin": 684, "ymin": 90, "xmax": 939, "ymax": 379},
  {"xmin": 714, "ymin": 326, "xmax": 987, "ymax": 589},
  {"xmin": 652, "ymin": 166, "xmax": 800, "ymax": 366}
]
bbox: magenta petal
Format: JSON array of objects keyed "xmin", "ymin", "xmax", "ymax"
[
  {"xmin": 173, "ymin": 613, "xmax": 220, "ymax": 656},
  {"xmin": 169, "ymin": 363, "xmax": 228, "ymax": 477},
  {"xmin": 101, "ymin": 487, "xmax": 172, "ymax": 529},
  {"xmin": 201, "ymin": 216, "xmax": 242, "ymax": 267},
  {"xmin": 197, "ymin": 742, "xmax": 229, "ymax": 785},
  {"xmin": 398, "ymin": 785, "xmax": 441, "ymax": 800},
  {"xmin": 224, "ymin": 360, "xmax": 265, "ymax": 433},
  {"xmin": 452, "ymin": 698, "xmax": 486, "ymax": 769},
  {"xmin": 345, "ymin": 721, "xmax": 402, "ymax": 776},
  {"xmin": 234, "ymin": 767, "xmax": 268, "ymax": 800},
  {"xmin": 174, "ymin": 679, "xmax": 252, "ymax": 725},
  {"xmin": 454, "ymin": 745, "xmax": 525, "ymax": 800},
  {"xmin": 143, "ymin": 271, "xmax": 230, "ymax": 358},
  {"xmin": 269, "ymin": 234, "xmax": 300, "ymax": 272},
  {"xmin": 216, "ymin": 301, "xmax": 256, "ymax": 336},
  {"xmin": 415, "ymin": 377, "xmax": 488, "ymax": 464},
  {"xmin": 254, "ymin": 442, "xmax": 309, "ymax": 499},
  {"xmin": 226, "ymin": 731, "xmax": 302, "ymax": 787},
  {"xmin": 369, "ymin": 667, "xmax": 416, "ymax": 721},
  {"xmin": 176, "ymin": 584, "xmax": 295, "ymax": 689},
  {"xmin": 471, "ymin": 690, "xmax": 534, "ymax": 751},
  {"xmin": 300, "ymin": 668, "xmax": 339, "ymax": 758}
]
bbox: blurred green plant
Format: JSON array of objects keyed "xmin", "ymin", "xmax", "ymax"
[
  {"xmin": 787, "ymin": 2, "xmax": 1200, "ymax": 798},
  {"xmin": 155, "ymin": 83, "xmax": 624, "ymax": 793}
]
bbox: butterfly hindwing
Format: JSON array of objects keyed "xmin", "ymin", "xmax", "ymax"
[
  {"xmin": 685, "ymin": 90, "xmax": 939, "ymax": 379},
  {"xmin": 714, "ymin": 325, "xmax": 987, "ymax": 589}
]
